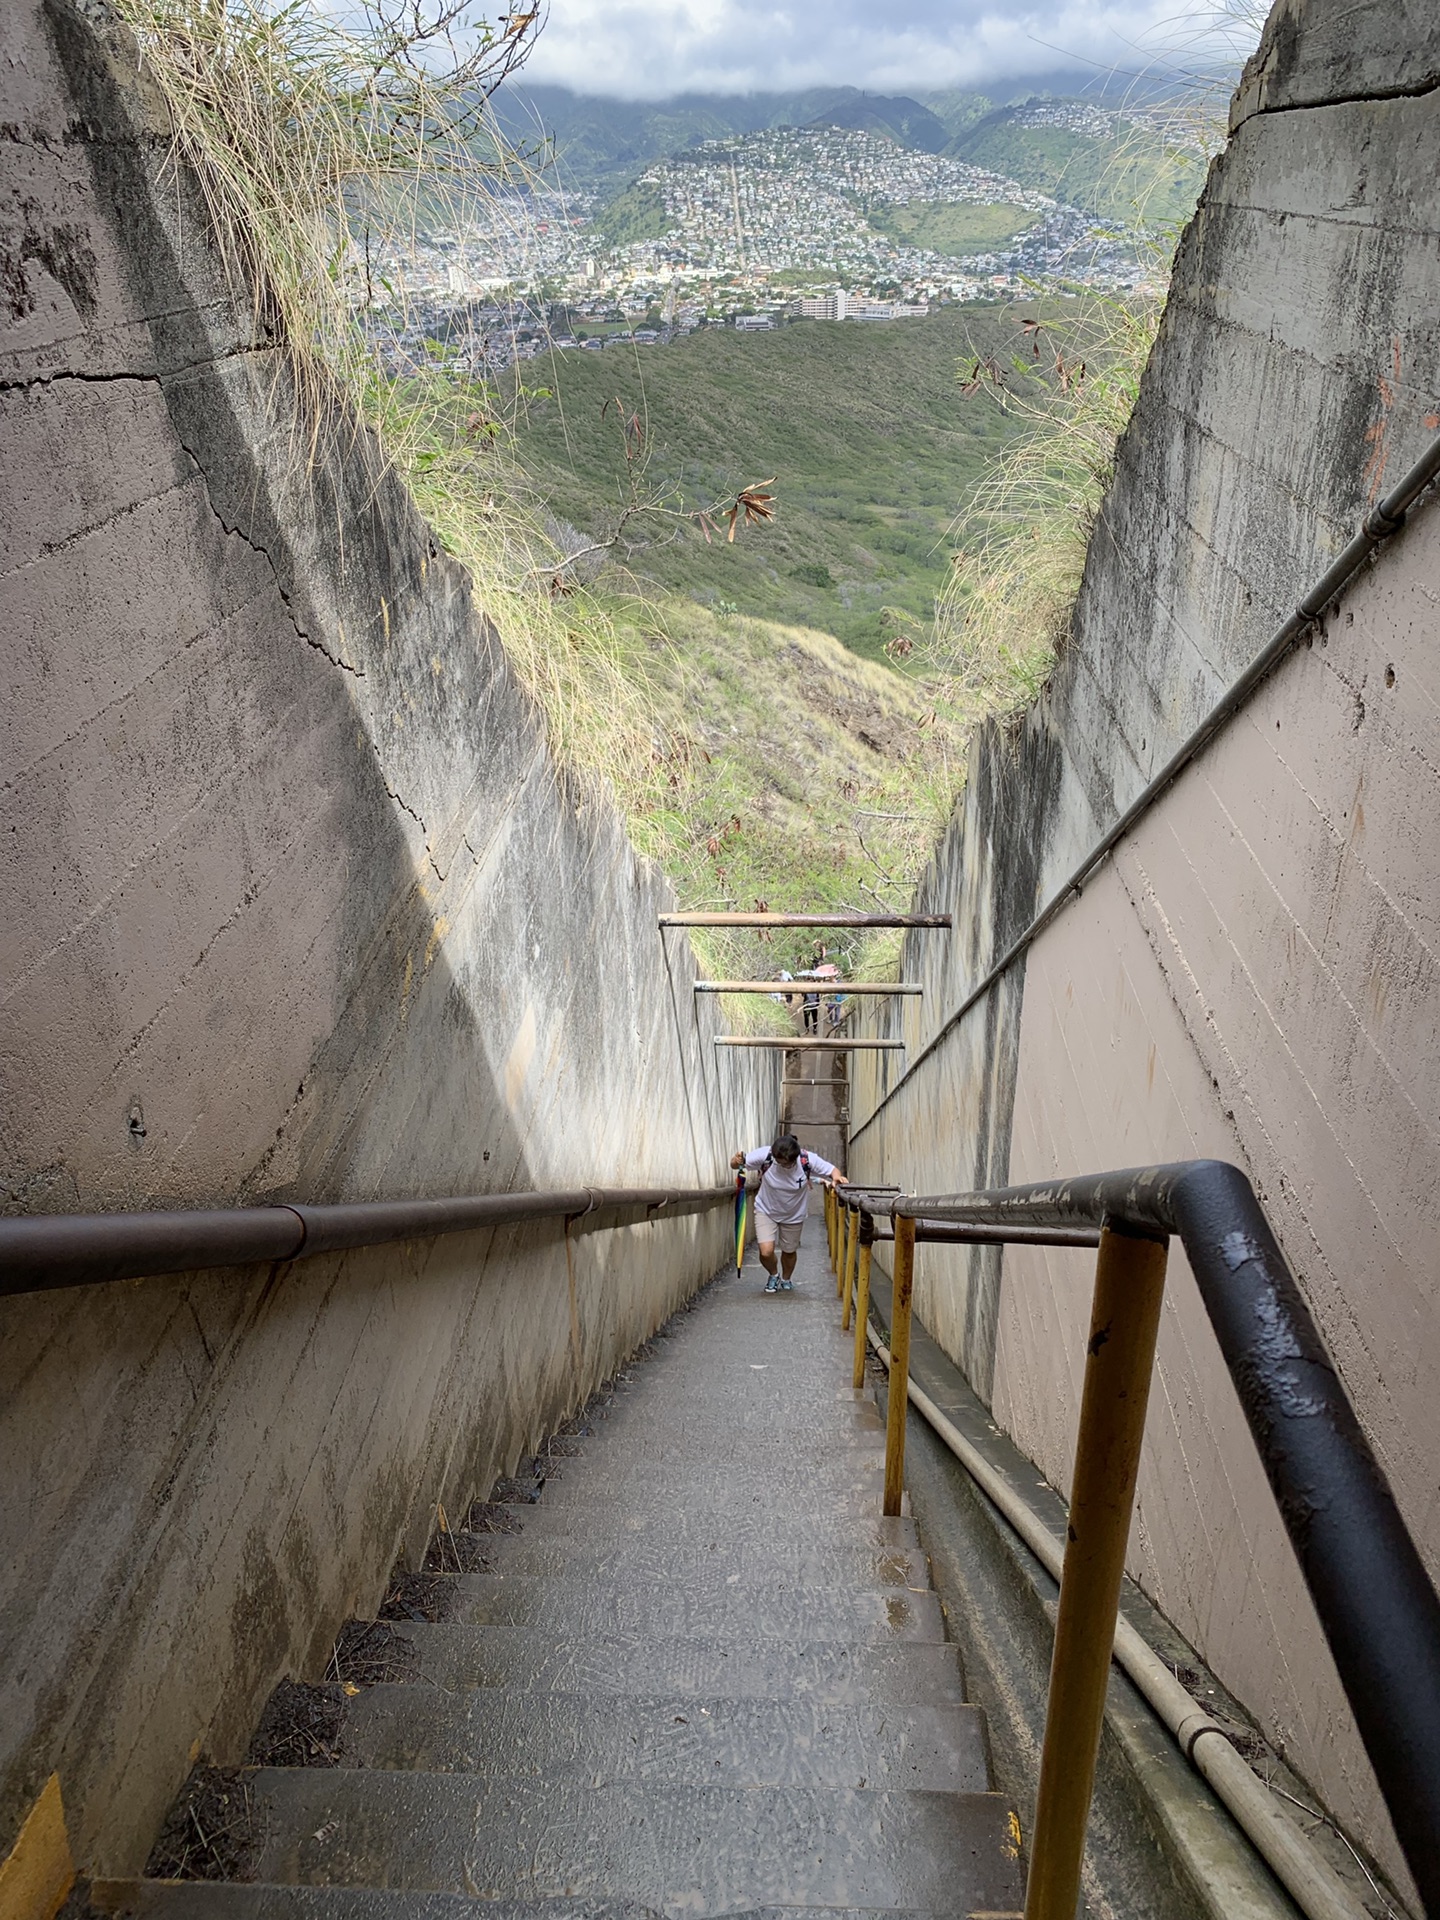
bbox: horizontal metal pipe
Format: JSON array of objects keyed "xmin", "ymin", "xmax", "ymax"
[
  {"xmin": 694, "ymin": 981, "xmax": 923, "ymax": 994},
  {"xmin": 887, "ymin": 1158, "xmax": 1440, "ymax": 1909},
  {"xmin": 715, "ymin": 1038, "xmax": 904, "ymax": 1050},
  {"xmin": 861, "ymin": 1220, "xmax": 1101, "ymax": 1249},
  {"xmin": 0, "ymin": 1185, "xmax": 733, "ymax": 1298},
  {"xmin": 849, "ymin": 430, "xmax": 1440, "ymax": 1147},
  {"xmin": 660, "ymin": 912, "xmax": 951, "ymax": 928}
]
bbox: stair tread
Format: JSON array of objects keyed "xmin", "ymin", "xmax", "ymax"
[
  {"xmin": 382, "ymin": 1623, "xmax": 967, "ymax": 1704},
  {"xmin": 462, "ymin": 1510, "xmax": 920, "ymax": 1551},
  {"xmin": 330, "ymin": 1690, "xmax": 988, "ymax": 1790},
  {"xmin": 469, "ymin": 1537, "xmax": 929, "ymax": 1589},
  {"xmin": 530, "ymin": 1480, "xmax": 899, "ymax": 1514},
  {"xmin": 442, "ymin": 1573, "xmax": 945, "ymax": 1643},
  {"xmin": 239, "ymin": 1772, "xmax": 1025, "ymax": 1911},
  {"xmin": 91, "ymin": 1885, "xmax": 1008, "ymax": 1920}
]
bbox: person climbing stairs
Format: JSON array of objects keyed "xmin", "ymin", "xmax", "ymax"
[{"xmin": 88, "ymin": 1241, "xmax": 1023, "ymax": 1917}]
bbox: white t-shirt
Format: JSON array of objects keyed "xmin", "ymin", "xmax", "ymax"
[{"xmin": 743, "ymin": 1146, "xmax": 837, "ymax": 1225}]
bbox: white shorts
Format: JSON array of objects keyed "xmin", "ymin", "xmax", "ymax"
[{"xmin": 754, "ymin": 1209, "xmax": 804, "ymax": 1252}]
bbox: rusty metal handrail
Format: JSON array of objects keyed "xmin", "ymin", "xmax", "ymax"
[
  {"xmin": 0, "ymin": 1184, "xmax": 734, "ymax": 1297},
  {"xmin": 844, "ymin": 1162, "xmax": 1440, "ymax": 1920}
]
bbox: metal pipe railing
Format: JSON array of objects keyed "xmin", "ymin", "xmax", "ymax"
[
  {"xmin": 0, "ymin": 1183, "xmax": 734, "ymax": 1297},
  {"xmin": 714, "ymin": 1037, "xmax": 903, "ymax": 1050},
  {"xmin": 849, "ymin": 1161, "xmax": 1440, "ymax": 1919},
  {"xmin": 694, "ymin": 981, "xmax": 923, "ymax": 994},
  {"xmin": 660, "ymin": 911, "xmax": 951, "ymax": 927}
]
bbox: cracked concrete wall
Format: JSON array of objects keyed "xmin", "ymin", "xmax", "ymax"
[
  {"xmin": 850, "ymin": 0, "xmax": 1438, "ymax": 1900},
  {"xmin": 0, "ymin": 0, "xmax": 775, "ymax": 1876}
]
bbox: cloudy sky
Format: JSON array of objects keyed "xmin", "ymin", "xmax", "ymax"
[{"xmin": 515, "ymin": 0, "xmax": 1259, "ymax": 99}]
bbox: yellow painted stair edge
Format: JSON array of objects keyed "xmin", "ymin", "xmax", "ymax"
[{"xmin": 0, "ymin": 1777, "xmax": 74, "ymax": 1920}]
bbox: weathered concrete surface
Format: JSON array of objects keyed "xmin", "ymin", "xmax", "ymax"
[
  {"xmin": 850, "ymin": 0, "xmax": 1439, "ymax": 1901},
  {"xmin": 0, "ymin": 0, "xmax": 773, "ymax": 1882},
  {"xmin": 89, "ymin": 1253, "xmax": 1022, "ymax": 1917}
]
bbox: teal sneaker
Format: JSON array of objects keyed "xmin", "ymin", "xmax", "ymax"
[{"xmin": 763, "ymin": 1274, "xmax": 780, "ymax": 1294}]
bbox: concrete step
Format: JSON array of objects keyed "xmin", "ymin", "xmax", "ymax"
[
  {"xmin": 531, "ymin": 1461, "xmax": 888, "ymax": 1502},
  {"xmin": 553, "ymin": 1434, "xmax": 885, "ymax": 1473},
  {"xmin": 572, "ymin": 1403, "xmax": 884, "ymax": 1441},
  {"xmin": 463, "ymin": 1509, "xmax": 920, "ymax": 1554},
  {"xmin": 237, "ymin": 1771, "xmax": 1025, "ymax": 1913},
  {"xmin": 92, "ymin": 1885, "xmax": 1002, "ymax": 1920},
  {"xmin": 533, "ymin": 1452, "xmax": 887, "ymax": 1492},
  {"xmin": 473, "ymin": 1535, "xmax": 929, "ymax": 1591},
  {"xmin": 527, "ymin": 1481, "xmax": 905, "ymax": 1518},
  {"xmin": 385, "ymin": 1624, "xmax": 967, "ymax": 1704},
  {"xmin": 442, "ymin": 1573, "xmax": 946, "ymax": 1643},
  {"xmin": 334, "ymin": 1689, "xmax": 991, "ymax": 1791}
]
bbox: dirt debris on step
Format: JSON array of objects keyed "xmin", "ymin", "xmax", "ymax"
[
  {"xmin": 246, "ymin": 1679, "xmax": 345, "ymax": 1768},
  {"xmin": 464, "ymin": 1499, "xmax": 525, "ymax": 1535},
  {"xmin": 378, "ymin": 1565, "xmax": 456, "ymax": 1624},
  {"xmin": 143, "ymin": 1765, "xmax": 261, "ymax": 1882},
  {"xmin": 423, "ymin": 1525, "xmax": 494, "ymax": 1574},
  {"xmin": 325, "ymin": 1619, "xmax": 420, "ymax": 1688}
]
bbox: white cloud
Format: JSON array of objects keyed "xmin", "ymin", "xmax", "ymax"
[{"xmin": 517, "ymin": 0, "xmax": 1256, "ymax": 98}]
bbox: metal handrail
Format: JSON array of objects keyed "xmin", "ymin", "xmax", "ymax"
[
  {"xmin": 834, "ymin": 1162, "xmax": 1440, "ymax": 1920},
  {"xmin": 0, "ymin": 1183, "xmax": 734, "ymax": 1297}
]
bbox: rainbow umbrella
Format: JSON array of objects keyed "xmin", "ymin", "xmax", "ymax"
[{"xmin": 734, "ymin": 1171, "xmax": 748, "ymax": 1276}]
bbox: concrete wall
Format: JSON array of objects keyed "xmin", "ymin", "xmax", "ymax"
[
  {"xmin": 0, "ymin": 0, "xmax": 774, "ymax": 1876},
  {"xmin": 850, "ymin": 0, "xmax": 1439, "ymax": 1900}
]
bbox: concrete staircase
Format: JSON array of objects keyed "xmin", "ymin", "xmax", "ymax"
[
  {"xmin": 90, "ymin": 1246, "xmax": 1023, "ymax": 1918},
  {"xmin": 782, "ymin": 1050, "xmax": 848, "ymax": 1170}
]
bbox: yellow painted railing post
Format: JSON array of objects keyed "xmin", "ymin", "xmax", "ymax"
[
  {"xmin": 852, "ymin": 1241, "xmax": 872, "ymax": 1390},
  {"xmin": 826, "ymin": 1186, "xmax": 837, "ymax": 1271},
  {"xmin": 1023, "ymin": 1222, "xmax": 1168, "ymax": 1920},
  {"xmin": 0, "ymin": 1775, "xmax": 74, "ymax": 1920},
  {"xmin": 841, "ymin": 1205, "xmax": 858, "ymax": 1329},
  {"xmin": 883, "ymin": 1213, "xmax": 916, "ymax": 1516},
  {"xmin": 837, "ymin": 1201, "xmax": 852, "ymax": 1301}
]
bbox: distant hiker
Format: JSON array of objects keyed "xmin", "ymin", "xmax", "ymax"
[
  {"xmin": 802, "ymin": 985, "xmax": 821, "ymax": 1033},
  {"xmin": 730, "ymin": 1133, "xmax": 847, "ymax": 1293}
]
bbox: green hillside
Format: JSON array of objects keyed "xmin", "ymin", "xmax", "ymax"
[
  {"xmin": 596, "ymin": 179, "xmax": 671, "ymax": 244},
  {"xmin": 948, "ymin": 112, "xmax": 1208, "ymax": 226},
  {"xmin": 505, "ymin": 305, "xmax": 1031, "ymax": 660},
  {"xmin": 494, "ymin": 84, "xmax": 969, "ymax": 195},
  {"xmin": 867, "ymin": 201, "xmax": 1042, "ymax": 257}
]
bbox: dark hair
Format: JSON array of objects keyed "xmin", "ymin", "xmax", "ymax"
[{"xmin": 770, "ymin": 1133, "xmax": 801, "ymax": 1163}]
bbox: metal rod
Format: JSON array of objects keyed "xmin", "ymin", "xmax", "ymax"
[
  {"xmin": 1025, "ymin": 1224, "xmax": 1168, "ymax": 1920},
  {"xmin": 883, "ymin": 1215, "xmax": 917, "ymax": 1518},
  {"xmin": 867, "ymin": 1221, "xmax": 1101, "ymax": 1249},
  {"xmin": 0, "ymin": 1184, "xmax": 733, "ymax": 1297},
  {"xmin": 838, "ymin": 1202, "xmax": 853, "ymax": 1304},
  {"xmin": 842, "ymin": 1206, "xmax": 860, "ymax": 1331},
  {"xmin": 849, "ymin": 431, "xmax": 1440, "ymax": 1149},
  {"xmin": 660, "ymin": 912, "xmax": 952, "ymax": 928},
  {"xmin": 714, "ymin": 1038, "xmax": 903, "ymax": 1050},
  {"xmin": 852, "ymin": 1243, "xmax": 873, "ymax": 1390},
  {"xmin": 694, "ymin": 981, "xmax": 923, "ymax": 994}
]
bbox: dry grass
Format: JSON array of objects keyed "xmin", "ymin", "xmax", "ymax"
[{"xmin": 933, "ymin": 280, "xmax": 1165, "ymax": 711}]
